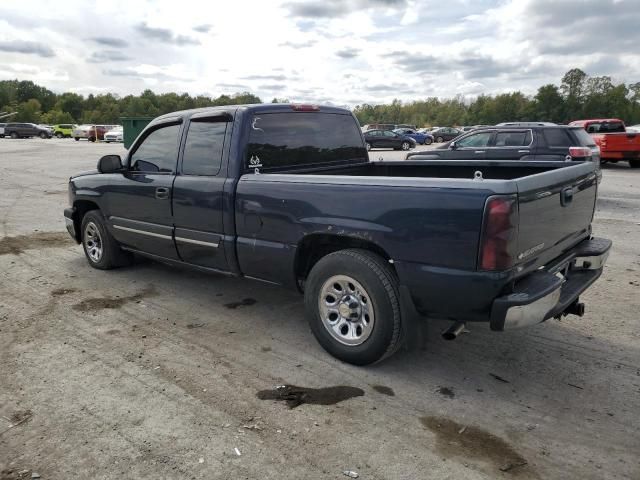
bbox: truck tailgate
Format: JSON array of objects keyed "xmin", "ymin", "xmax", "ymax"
[
  {"xmin": 515, "ymin": 162, "xmax": 597, "ymax": 271},
  {"xmin": 600, "ymin": 132, "xmax": 640, "ymax": 152}
]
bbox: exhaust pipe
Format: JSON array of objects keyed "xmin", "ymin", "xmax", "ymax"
[
  {"xmin": 564, "ymin": 301, "xmax": 585, "ymax": 317},
  {"xmin": 442, "ymin": 322, "xmax": 467, "ymax": 341}
]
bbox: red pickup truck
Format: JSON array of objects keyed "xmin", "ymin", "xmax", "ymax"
[{"xmin": 569, "ymin": 118, "xmax": 640, "ymax": 168}]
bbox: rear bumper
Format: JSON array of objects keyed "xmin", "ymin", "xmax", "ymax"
[
  {"xmin": 490, "ymin": 237, "xmax": 611, "ymax": 331},
  {"xmin": 601, "ymin": 151, "xmax": 640, "ymax": 160}
]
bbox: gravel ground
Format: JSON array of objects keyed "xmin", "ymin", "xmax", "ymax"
[{"xmin": 0, "ymin": 138, "xmax": 638, "ymax": 480}]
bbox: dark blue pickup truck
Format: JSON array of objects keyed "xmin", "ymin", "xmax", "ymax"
[{"xmin": 64, "ymin": 104, "xmax": 611, "ymax": 365}]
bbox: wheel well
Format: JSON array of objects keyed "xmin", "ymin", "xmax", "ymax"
[
  {"xmin": 294, "ymin": 234, "xmax": 394, "ymax": 289},
  {"xmin": 73, "ymin": 200, "xmax": 100, "ymax": 241}
]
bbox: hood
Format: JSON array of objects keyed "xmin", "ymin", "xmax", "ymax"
[{"xmin": 70, "ymin": 169, "xmax": 99, "ymax": 179}]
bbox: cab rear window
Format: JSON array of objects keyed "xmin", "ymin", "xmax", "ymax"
[{"xmin": 247, "ymin": 113, "xmax": 367, "ymax": 171}]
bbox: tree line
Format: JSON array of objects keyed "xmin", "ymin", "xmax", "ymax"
[
  {"xmin": 2, "ymin": 69, "xmax": 639, "ymax": 127},
  {"xmin": 354, "ymin": 69, "xmax": 640, "ymax": 127}
]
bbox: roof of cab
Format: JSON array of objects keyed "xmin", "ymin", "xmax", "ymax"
[{"xmin": 152, "ymin": 103, "xmax": 352, "ymax": 123}]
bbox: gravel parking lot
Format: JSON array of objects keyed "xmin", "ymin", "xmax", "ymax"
[{"xmin": 1, "ymin": 138, "xmax": 638, "ymax": 480}]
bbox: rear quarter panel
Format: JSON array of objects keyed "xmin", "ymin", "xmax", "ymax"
[{"xmin": 234, "ymin": 175, "xmax": 498, "ymax": 286}]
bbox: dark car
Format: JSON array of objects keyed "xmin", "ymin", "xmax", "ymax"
[
  {"xmin": 406, "ymin": 125, "xmax": 599, "ymax": 163},
  {"xmin": 364, "ymin": 129, "xmax": 417, "ymax": 151},
  {"xmin": 393, "ymin": 128, "xmax": 433, "ymax": 145},
  {"xmin": 430, "ymin": 127, "xmax": 461, "ymax": 143},
  {"xmin": 4, "ymin": 122, "xmax": 52, "ymax": 139}
]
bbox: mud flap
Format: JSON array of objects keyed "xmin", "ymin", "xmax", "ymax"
[{"xmin": 399, "ymin": 285, "xmax": 429, "ymax": 351}]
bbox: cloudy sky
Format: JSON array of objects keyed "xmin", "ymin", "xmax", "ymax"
[{"xmin": 0, "ymin": 0, "xmax": 638, "ymax": 106}]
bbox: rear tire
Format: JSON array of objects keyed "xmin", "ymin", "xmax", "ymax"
[
  {"xmin": 55, "ymin": 132, "xmax": 63, "ymax": 138},
  {"xmin": 436, "ymin": 136, "xmax": 444, "ymax": 143},
  {"xmin": 629, "ymin": 159, "xmax": 640, "ymax": 169},
  {"xmin": 74, "ymin": 137, "xmax": 79, "ymax": 141},
  {"xmin": 304, "ymin": 249, "xmax": 402, "ymax": 365},
  {"xmin": 39, "ymin": 132, "xmax": 47, "ymax": 139},
  {"xmin": 81, "ymin": 210, "xmax": 132, "ymax": 270},
  {"xmin": 10, "ymin": 132, "xmax": 18, "ymax": 139}
]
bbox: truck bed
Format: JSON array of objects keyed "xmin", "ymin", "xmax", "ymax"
[{"xmin": 281, "ymin": 159, "xmax": 574, "ymax": 180}]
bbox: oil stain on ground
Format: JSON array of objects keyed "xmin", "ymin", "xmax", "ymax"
[
  {"xmin": 72, "ymin": 286, "xmax": 156, "ymax": 313},
  {"xmin": 420, "ymin": 416, "xmax": 531, "ymax": 476},
  {"xmin": 371, "ymin": 384, "xmax": 395, "ymax": 396},
  {"xmin": 224, "ymin": 298, "xmax": 257, "ymax": 309},
  {"xmin": 257, "ymin": 384, "xmax": 364, "ymax": 409},
  {"xmin": 0, "ymin": 232, "xmax": 71, "ymax": 256},
  {"xmin": 437, "ymin": 386, "xmax": 455, "ymax": 398}
]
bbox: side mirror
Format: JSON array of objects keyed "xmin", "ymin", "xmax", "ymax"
[
  {"xmin": 97, "ymin": 154, "xmax": 123, "ymax": 173},
  {"xmin": 449, "ymin": 141, "xmax": 457, "ymax": 150}
]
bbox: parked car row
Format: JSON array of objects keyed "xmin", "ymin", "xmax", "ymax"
[
  {"xmin": 406, "ymin": 123, "xmax": 599, "ymax": 164},
  {"xmin": 73, "ymin": 124, "xmax": 121, "ymax": 142},
  {"xmin": 0, "ymin": 122, "xmax": 123, "ymax": 143}
]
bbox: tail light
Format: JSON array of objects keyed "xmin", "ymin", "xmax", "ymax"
[
  {"xmin": 291, "ymin": 104, "xmax": 320, "ymax": 112},
  {"xmin": 479, "ymin": 196, "xmax": 517, "ymax": 271},
  {"xmin": 568, "ymin": 146, "xmax": 591, "ymax": 158}
]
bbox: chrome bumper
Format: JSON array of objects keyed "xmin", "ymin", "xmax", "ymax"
[{"xmin": 490, "ymin": 237, "xmax": 611, "ymax": 331}]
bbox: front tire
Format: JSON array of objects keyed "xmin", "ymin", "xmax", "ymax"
[
  {"xmin": 629, "ymin": 159, "xmax": 640, "ymax": 169},
  {"xmin": 39, "ymin": 132, "xmax": 47, "ymax": 139},
  {"xmin": 81, "ymin": 211, "xmax": 132, "ymax": 269},
  {"xmin": 55, "ymin": 132, "xmax": 63, "ymax": 138},
  {"xmin": 10, "ymin": 132, "xmax": 18, "ymax": 139},
  {"xmin": 74, "ymin": 137, "xmax": 79, "ymax": 141},
  {"xmin": 401, "ymin": 141, "xmax": 411, "ymax": 151},
  {"xmin": 304, "ymin": 249, "xmax": 402, "ymax": 365},
  {"xmin": 436, "ymin": 136, "xmax": 444, "ymax": 143},
  {"xmin": 424, "ymin": 137, "xmax": 432, "ymax": 145}
]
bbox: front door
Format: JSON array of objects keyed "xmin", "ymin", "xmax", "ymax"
[
  {"xmin": 172, "ymin": 116, "xmax": 230, "ymax": 271},
  {"xmin": 106, "ymin": 121, "xmax": 182, "ymax": 259}
]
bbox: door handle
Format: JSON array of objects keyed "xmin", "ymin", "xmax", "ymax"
[
  {"xmin": 561, "ymin": 187, "xmax": 574, "ymax": 206},
  {"xmin": 155, "ymin": 187, "xmax": 170, "ymax": 199},
  {"xmin": 474, "ymin": 150, "xmax": 485, "ymax": 154},
  {"xmin": 518, "ymin": 150, "xmax": 530, "ymax": 153}
]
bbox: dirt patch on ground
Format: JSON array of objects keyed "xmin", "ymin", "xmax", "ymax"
[
  {"xmin": 420, "ymin": 416, "xmax": 532, "ymax": 476},
  {"xmin": 0, "ymin": 468, "xmax": 33, "ymax": 480},
  {"xmin": 9, "ymin": 410, "xmax": 33, "ymax": 426},
  {"xmin": 51, "ymin": 288, "xmax": 77, "ymax": 297},
  {"xmin": 72, "ymin": 286, "xmax": 156, "ymax": 313},
  {"xmin": 257, "ymin": 385, "xmax": 364, "ymax": 409},
  {"xmin": 437, "ymin": 386, "xmax": 455, "ymax": 398},
  {"xmin": 224, "ymin": 298, "xmax": 257, "ymax": 309},
  {"xmin": 0, "ymin": 232, "xmax": 71, "ymax": 256},
  {"xmin": 371, "ymin": 384, "xmax": 395, "ymax": 396}
]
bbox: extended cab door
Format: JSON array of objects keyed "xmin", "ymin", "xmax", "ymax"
[
  {"xmin": 171, "ymin": 114, "xmax": 231, "ymax": 271},
  {"xmin": 106, "ymin": 120, "xmax": 181, "ymax": 259}
]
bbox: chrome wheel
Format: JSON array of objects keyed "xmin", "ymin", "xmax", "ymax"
[
  {"xmin": 318, "ymin": 275, "xmax": 374, "ymax": 346},
  {"xmin": 84, "ymin": 221, "xmax": 103, "ymax": 263},
  {"xmin": 401, "ymin": 141, "xmax": 410, "ymax": 150}
]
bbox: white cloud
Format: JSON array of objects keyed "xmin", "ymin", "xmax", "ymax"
[{"xmin": 0, "ymin": 0, "xmax": 639, "ymax": 105}]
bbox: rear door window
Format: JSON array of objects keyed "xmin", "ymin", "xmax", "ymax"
[
  {"xmin": 181, "ymin": 120, "xmax": 227, "ymax": 176},
  {"xmin": 247, "ymin": 112, "xmax": 367, "ymax": 171},
  {"xmin": 494, "ymin": 131, "xmax": 532, "ymax": 147}
]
